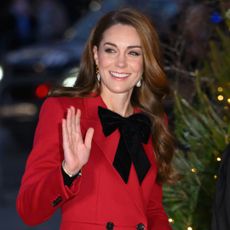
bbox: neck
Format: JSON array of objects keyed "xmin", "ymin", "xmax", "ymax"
[{"xmin": 100, "ymin": 91, "xmax": 133, "ymax": 117}]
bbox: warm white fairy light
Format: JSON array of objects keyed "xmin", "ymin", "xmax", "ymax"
[
  {"xmin": 214, "ymin": 175, "xmax": 218, "ymax": 179},
  {"xmin": 217, "ymin": 86, "xmax": 223, "ymax": 92},
  {"xmin": 187, "ymin": 227, "xmax": 193, "ymax": 230},
  {"xmin": 217, "ymin": 95, "xmax": 224, "ymax": 101},
  {"xmin": 168, "ymin": 218, "xmax": 174, "ymax": 223},
  {"xmin": 227, "ymin": 98, "xmax": 230, "ymax": 104},
  {"xmin": 191, "ymin": 168, "xmax": 197, "ymax": 173}
]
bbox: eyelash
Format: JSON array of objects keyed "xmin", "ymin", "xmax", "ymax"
[
  {"xmin": 104, "ymin": 48, "xmax": 115, "ymax": 53},
  {"xmin": 104, "ymin": 48, "xmax": 141, "ymax": 56},
  {"xmin": 129, "ymin": 51, "xmax": 141, "ymax": 56}
]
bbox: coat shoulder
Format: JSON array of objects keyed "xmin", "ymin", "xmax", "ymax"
[{"xmin": 43, "ymin": 96, "xmax": 85, "ymax": 111}]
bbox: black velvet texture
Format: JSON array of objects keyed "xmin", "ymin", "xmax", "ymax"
[{"xmin": 98, "ymin": 106, "xmax": 151, "ymax": 184}]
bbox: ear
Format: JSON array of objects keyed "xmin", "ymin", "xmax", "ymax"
[{"xmin": 93, "ymin": 46, "xmax": 99, "ymax": 66}]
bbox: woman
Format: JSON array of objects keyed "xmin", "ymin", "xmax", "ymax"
[{"xmin": 17, "ymin": 8, "xmax": 175, "ymax": 230}]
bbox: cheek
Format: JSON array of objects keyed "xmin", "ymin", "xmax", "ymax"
[
  {"xmin": 98, "ymin": 55, "xmax": 112, "ymax": 68},
  {"xmin": 132, "ymin": 59, "xmax": 143, "ymax": 74}
]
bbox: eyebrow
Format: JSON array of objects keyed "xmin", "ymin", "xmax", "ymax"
[{"xmin": 103, "ymin": 42, "xmax": 142, "ymax": 49}]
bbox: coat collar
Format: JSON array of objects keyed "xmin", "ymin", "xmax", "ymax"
[
  {"xmin": 83, "ymin": 94, "xmax": 107, "ymax": 121},
  {"xmin": 82, "ymin": 95, "xmax": 121, "ymax": 165}
]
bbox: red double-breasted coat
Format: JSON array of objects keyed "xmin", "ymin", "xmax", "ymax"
[{"xmin": 16, "ymin": 95, "xmax": 172, "ymax": 230}]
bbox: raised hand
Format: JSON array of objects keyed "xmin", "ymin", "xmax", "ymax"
[{"xmin": 62, "ymin": 106, "xmax": 94, "ymax": 176}]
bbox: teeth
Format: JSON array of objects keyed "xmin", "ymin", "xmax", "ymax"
[{"xmin": 110, "ymin": 71, "xmax": 129, "ymax": 78}]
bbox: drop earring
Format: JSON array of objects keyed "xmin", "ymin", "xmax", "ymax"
[
  {"xmin": 96, "ymin": 66, "xmax": 100, "ymax": 82},
  {"xmin": 136, "ymin": 79, "xmax": 142, "ymax": 87}
]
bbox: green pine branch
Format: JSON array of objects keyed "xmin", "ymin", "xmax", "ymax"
[{"xmin": 163, "ymin": 5, "xmax": 230, "ymax": 230}]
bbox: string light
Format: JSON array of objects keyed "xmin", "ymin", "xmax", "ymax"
[
  {"xmin": 227, "ymin": 98, "xmax": 230, "ymax": 104},
  {"xmin": 191, "ymin": 168, "xmax": 197, "ymax": 173},
  {"xmin": 216, "ymin": 157, "xmax": 221, "ymax": 161},
  {"xmin": 168, "ymin": 218, "xmax": 174, "ymax": 224},
  {"xmin": 210, "ymin": 11, "xmax": 223, "ymax": 23},
  {"xmin": 214, "ymin": 175, "xmax": 218, "ymax": 179},
  {"xmin": 217, "ymin": 86, "xmax": 223, "ymax": 92},
  {"xmin": 187, "ymin": 226, "xmax": 193, "ymax": 230},
  {"xmin": 217, "ymin": 95, "xmax": 224, "ymax": 101}
]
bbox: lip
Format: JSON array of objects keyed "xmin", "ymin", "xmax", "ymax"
[{"xmin": 109, "ymin": 71, "xmax": 130, "ymax": 79}]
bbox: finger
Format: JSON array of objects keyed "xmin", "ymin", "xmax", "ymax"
[
  {"xmin": 71, "ymin": 106, "xmax": 76, "ymax": 134},
  {"xmin": 66, "ymin": 107, "xmax": 72, "ymax": 140},
  {"xmin": 62, "ymin": 119, "xmax": 69, "ymax": 155},
  {"xmin": 84, "ymin": 127, "xmax": 94, "ymax": 150},
  {"xmin": 73, "ymin": 109, "xmax": 83, "ymax": 146},
  {"xmin": 75, "ymin": 109, "xmax": 82, "ymax": 135},
  {"xmin": 67, "ymin": 107, "xmax": 76, "ymax": 145},
  {"xmin": 70, "ymin": 106, "xmax": 76, "ymax": 133}
]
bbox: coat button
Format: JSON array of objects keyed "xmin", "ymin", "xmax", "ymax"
[
  {"xmin": 106, "ymin": 221, "xmax": 114, "ymax": 230},
  {"xmin": 136, "ymin": 223, "xmax": 145, "ymax": 230},
  {"xmin": 51, "ymin": 196, "xmax": 63, "ymax": 207}
]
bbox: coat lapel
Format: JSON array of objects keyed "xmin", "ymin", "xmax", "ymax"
[
  {"xmin": 78, "ymin": 95, "xmax": 156, "ymax": 217},
  {"xmin": 81, "ymin": 95, "xmax": 118, "ymax": 165}
]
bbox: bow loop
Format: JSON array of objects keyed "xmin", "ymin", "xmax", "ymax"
[
  {"xmin": 129, "ymin": 113, "xmax": 151, "ymax": 143},
  {"xmin": 98, "ymin": 106, "xmax": 152, "ymax": 184},
  {"xmin": 98, "ymin": 106, "xmax": 125, "ymax": 136}
]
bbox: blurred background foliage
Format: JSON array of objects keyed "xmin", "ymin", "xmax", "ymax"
[{"xmin": 163, "ymin": 0, "xmax": 230, "ymax": 229}]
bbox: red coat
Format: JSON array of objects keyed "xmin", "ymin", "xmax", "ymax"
[{"xmin": 17, "ymin": 96, "xmax": 172, "ymax": 230}]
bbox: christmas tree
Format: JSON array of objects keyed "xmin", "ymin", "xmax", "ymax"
[{"xmin": 163, "ymin": 2, "xmax": 230, "ymax": 230}]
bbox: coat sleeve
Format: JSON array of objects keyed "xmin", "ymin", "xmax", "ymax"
[
  {"xmin": 16, "ymin": 97, "xmax": 82, "ymax": 226},
  {"xmin": 147, "ymin": 181, "xmax": 172, "ymax": 230}
]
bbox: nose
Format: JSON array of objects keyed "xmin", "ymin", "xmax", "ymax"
[{"xmin": 115, "ymin": 52, "xmax": 127, "ymax": 68}]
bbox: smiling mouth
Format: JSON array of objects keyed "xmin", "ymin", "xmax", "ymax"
[{"xmin": 110, "ymin": 71, "xmax": 130, "ymax": 79}]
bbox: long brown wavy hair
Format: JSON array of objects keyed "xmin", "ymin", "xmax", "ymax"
[{"xmin": 51, "ymin": 8, "xmax": 175, "ymax": 184}]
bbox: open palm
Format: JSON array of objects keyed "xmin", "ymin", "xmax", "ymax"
[{"xmin": 62, "ymin": 106, "xmax": 94, "ymax": 175}]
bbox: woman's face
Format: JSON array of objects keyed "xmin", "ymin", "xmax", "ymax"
[{"xmin": 93, "ymin": 24, "xmax": 143, "ymax": 99}]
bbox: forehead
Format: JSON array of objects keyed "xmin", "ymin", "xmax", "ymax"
[{"xmin": 100, "ymin": 24, "xmax": 141, "ymax": 46}]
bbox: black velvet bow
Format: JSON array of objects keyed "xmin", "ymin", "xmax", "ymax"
[{"xmin": 98, "ymin": 106, "xmax": 152, "ymax": 184}]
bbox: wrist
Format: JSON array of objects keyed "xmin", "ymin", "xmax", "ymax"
[{"xmin": 62, "ymin": 160, "xmax": 82, "ymax": 177}]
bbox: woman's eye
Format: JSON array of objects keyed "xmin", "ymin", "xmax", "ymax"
[
  {"xmin": 129, "ymin": 51, "xmax": 141, "ymax": 56},
  {"xmin": 104, "ymin": 48, "xmax": 116, "ymax": 53}
]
